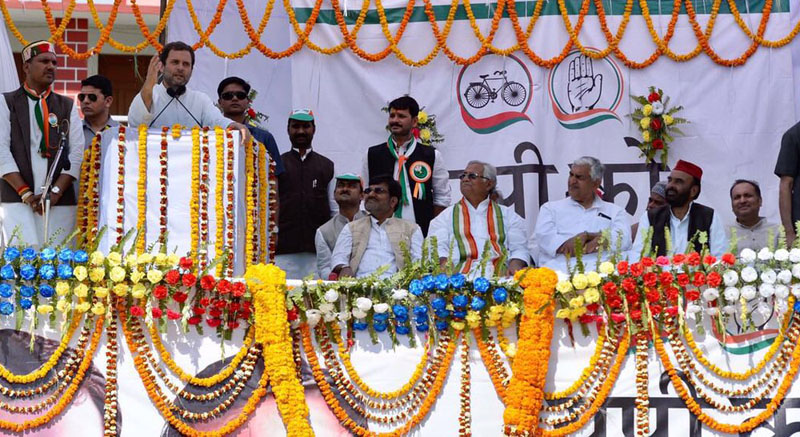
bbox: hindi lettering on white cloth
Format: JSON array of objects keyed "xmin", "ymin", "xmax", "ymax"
[
  {"xmin": 428, "ymin": 198, "xmax": 529, "ymax": 277},
  {"xmin": 127, "ymin": 83, "xmax": 233, "ymax": 129},
  {"xmin": 330, "ymin": 216, "xmax": 423, "ymax": 278},
  {"xmin": 533, "ymin": 195, "xmax": 631, "ymax": 273},
  {"xmin": 630, "ymin": 202, "xmax": 727, "ymax": 259},
  {"xmin": 0, "ymin": 96, "xmax": 84, "ymax": 246}
]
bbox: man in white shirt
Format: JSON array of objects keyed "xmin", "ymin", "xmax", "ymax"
[
  {"xmin": 727, "ymin": 179, "xmax": 778, "ymax": 252},
  {"xmin": 127, "ymin": 41, "xmax": 249, "ymax": 144},
  {"xmin": 631, "ymin": 159, "xmax": 727, "ymax": 258},
  {"xmin": 330, "ymin": 176, "xmax": 423, "ymax": 278},
  {"xmin": 533, "ymin": 156, "xmax": 631, "ymax": 273},
  {"xmin": 315, "ymin": 173, "xmax": 367, "ymax": 279},
  {"xmin": 429, "ymin": 161, "xmax": 528, "ymax": 277}
]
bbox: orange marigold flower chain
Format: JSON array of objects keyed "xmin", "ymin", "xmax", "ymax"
[
  {"xmin": 115, "ymin": 126, "xmax": 127, "ymax": 245},
  {"xmin": 159, "ymin": 127, "xmax": 169, "ymax": 244}
]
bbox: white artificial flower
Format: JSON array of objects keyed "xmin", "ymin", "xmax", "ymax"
[
  {"xmin": 757, "ymin": 248, "xmax": 774, "ymax": 261},
  {"xmin": 319, "ymin": 303, "xmax": 335, "ymax": 314},
  {"xmin": 775, "ymin": 249, "xmax": 790, "ymax": 261},
  {"xmin": 652, "ymin": 102, "xmax": 664, "ymax": 115},
  {"xmin": 323, "ymin": 312, "xmax": 338, "ymax": 322},
  {"xmin": 778, "ymin": 269, "xmax": 793, "ymax": 284},
  {"xmin": 355, "ymin": 297, "xmax": 373, "ymax": 311},
  {"xmin": 790, "ymin": 248, "xmax": 800, "ymax": 263},
  {"xmin": 338, "ymin": 310, "xmax": 352, "ymax": 322},
  {"xmin": 756, "ymin": 301, "xmax": 772, "ymax": 317},
  {"xmin": 323, "ymin": 289, "xmax": 340, "ymax": 303},
  {"xmin": 702, "ymin": 288, "xmax": 719, "ymax": 302},
  {"xmin": 792, "ymin": 284, "xmax": 800, "ymax": 298},
  {"xmin": 706, "ymin": 307, "xmax": 720, "ymax": 316},
  {"xmin": 760, "ymin": 269, "xmax": 777, "ymax": 284},
  {"xmin": 792, "ymin": 263, "xmax": 800, "ymax": 279},
  {"xmin": 373, "ymin": 303, "xmax": 390, "ymax": 314},
  {"xmin": 741, "ymin": 267, "xmax": 758, "ymax": 283},
  {"xmin": 686, "ymin": 304, "xmax": 702, "ymax": 316},
  {"xmin": 391, "ymin": 289, "xmax": 409, "ymax": 300},
  {"xmin": 775, "ymin": 284, "xmax": 790, "ymax": 299},
  {"xmin": 556, "ymin": 270, "xmax": 570, "ymax": 283},
  {"xmin": 306, "ymin": 309, "xmax": 322, "ymax": 327},
  {"xmin": 740, "ymin": 285, "xmax": 757, "ymax": 300},
  {"xmin": 740, "ymin": 248, "xmax": 757, "ymax": 263},
  {"xmin": 723, "ymin": 270, "xmax": 739, "ymax": 286},
  {"xmin": 351, "ymin": 308, "xmax": 368, "ymax": 319},
  {"xmin": 775, "ymin": 299, "xmax": 789, "ymax": 314},
  {"xmin": 723, "ymin": 287, "xmax": 740, "ymax": 301},
  {"xmin": 758, "ymin": 284, "xmax": 775, "ymax": 298},
  {"xmin": 722, "ymin": 305, "xmax": 737, "ymax": 315}
]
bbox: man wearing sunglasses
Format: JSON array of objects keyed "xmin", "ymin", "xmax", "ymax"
[
  {"xmin": 428, "ymin": 161, "xmax": 529, "ymax": 277},
  {"xmin": 330, "ymin": 176, "xmax": 422, "ymax": 278},
  {"xmin": 79, "ymin": 75, "xmax": 117, "ymax": 151},
  {"xmin": 216, "ymin": 76, "xmax": 283, "ymax": 175}
]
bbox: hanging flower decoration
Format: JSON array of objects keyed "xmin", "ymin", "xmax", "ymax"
[{"xmin": 630, "ymin": 87, "xmax": 688, "ymax": 166}]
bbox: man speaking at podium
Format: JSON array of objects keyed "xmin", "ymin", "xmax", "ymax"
[{"xmin": 128, "ymin": 41, "xmax": 250, "ymax": 145}]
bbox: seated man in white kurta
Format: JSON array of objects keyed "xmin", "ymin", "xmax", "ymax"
[
  {"xmin": 428, "ymin": 161, "xmax": 529, "ymax": 277},
  {"xmin": 533, "ymin": 156, "xmax": 631, "ymax": 273},
  {"xmin": 330, "ymin": 176, "xmax": 423, "ymax": 278}
]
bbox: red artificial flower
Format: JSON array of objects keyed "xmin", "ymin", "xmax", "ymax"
[
  {"xmin": 703, "ymin": 255, "xmax": 717, "ymax": 265},
  {"xmin": 643, "ymin": 272, "xmax": 658, "ymax": 287},
  {"xmin": 630, "ymin": 310, "xmax": 642, "ymax": 320},
  {"xmin": 685, "ymin": 289, "xmax": 700, "ymax": 301},
  {"xmin": 197, "ymin": 298, "xmax": 209, "ymax": 308},
  {"xmin": 706, "ymin": 271, "xmax": 722, "ymax": 288},
  {"xmin": 247, "ymin": 108, "xmax": 257, "ymax": 118},
  {"xmin": 152, "ymin": 308, "xmax": 163, "ymax": 318},
  {"xmin": 659, "ymin": 271, "xmax": 674, "ymax": 285},
  {"xmin": 209, "ymin": 308, "xmax": 222, "ymax": 318},
  {"xmin": 200, "ymin": 275, "xmax": 216, "ymax": 291},
  {"xmin": 130, "ymin": 306, "xmax": 145, "ymax": 317},
  {"xmin": 650, "ymin": 118, "xmax": 663, "ymax": 131},
  {"xmin": 179, "ymin": 257, "xmax": 193, "ymax": 270},
  {"xmin": 687, "ymin": 252, "xmax": 701, "ymax": 266},
  {"xmin": 721, "ymin": 253, "xmax": 736, "ymax": 265},
  {"xmin": 586, "ymin": 303, "xmax": 600, "ymax": 313},
  {"xmin": 666, "ymin": 287, "xmax": 680, "ymax": 302},
  {"xmin": 641, "ymin": 257, "xmax": 654, "ymax": 267},
  {"xmin": 677, "ymin": 273, "xmax": 690, "ymax": 287},
  {"xmin": 167, "ymin": 309, "xmax": 182, "ymax": 320},
  {"xmin": 153, "ymin": 285, "xmax": 169, "ymax": 300},
  {"xmin": 630, "ymin": 263, "xmax": 644, "ymax": 277},
  {"xmin": 610, "ymin": 312, "xmax": 626, "ymax": 323},
  {"xmin": 622, "ymin": 278, "xmax": 637, "ymax": 293},
  {"xmin": 645, "ymin": 289, "xmax": 661, "ymax": 303},
  {"xmin": 648, "ymin": 91, "xmax": 661, "ymax": 103},
  {"xmin": 182, "ymin": 273, "xmax": 197, "ymax": 288},
  {"xmin": 412, "ymin": 127, "xmax": 421, "ymax": 139},
  {"xmin": 192, "ymin": 306, "xmax": 206, "ymax": 315},
  {"xmin": 227, "ymin": 321, "xmax": 240, "ymax": 330},
  {"xmin": 232, "ymin": 282, "xmax": 246, "ymax": 297},
  {"xmin": 603, "ymin": 282, "xmax": 618, "ymax": 296},
  {"xmin": 617, "ymin": 261, "xmax": 629, "ymax": 275},
  {"xmin": 242, "ymin": 301, "xmax": 251, "ymax": 311},
  {"xmin": 655, "ymin": 256, "xmax": 670, "ymax": 266},
  {"xmin": 607, "ymin": 295, "xmax": 623, "ymax": 309},
  {"xmin": 173, "ymin": 292, "xmax": 188, "ymax": 303},
  {"xmin": 672, "ymin": 254, "xmax": 686, "ymax": 265},
  {"xmin": 649, "ymin": 304, "xmax": 663, "ymax": 315},
  {"xmin": 626, "ymin": 292, "xmax": 640, "ymax": 305},
  {"xmin": 188, "ymin": 316, "xmax": 201, "ymax": 325},
  {"xmin": 652, "ymin": 139, "xmax": 664, "ymax": 150},
  {"xmin": 692, "ymin": 272, "xmax": 706, "ymax": 287},
  {"xmin": 165, "ymin": 270, "xmax": 180, "ymax": 285},
  {"xmin": 217, "ymin": 279, "xmax": 232, "ymax": 294},
  {"xmin": 238, "ymin": 308, "xmax": 252, "ymax": 319},
  {"xmin": 229, "ymin": 302, "xmax": 241, "ymax": 312},
  {"xmin": 665, "ymin": 306, "xmax": 679, "ymax": 316},
  {"xmin": 579, "ymin": 314, "xmax": 596, "ymax": 325}
]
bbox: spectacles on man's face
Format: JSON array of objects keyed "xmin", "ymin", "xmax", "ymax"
[
  {"xmin": 77, "ymin": 93, "xmax": 100, "ymax": 103},
  {"xmin": 363, "ymin": 186, "xmax": 388, "ymax": 195},
  {"xmin": 459, "ymin": 172, "xmax": 490, "ymax": 181},
  {"xmin": 220, "ymin": 91, "xmax": 248, "ymax": 101}
]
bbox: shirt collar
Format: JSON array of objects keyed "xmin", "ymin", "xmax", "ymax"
[
  {"xmin": 292, "ymin": 147, "xmax": 313, "ymax": 160},
  {"xmin": 463, "ymin": 197, "xmax": 491, "ymax": 212},
  {"xmin": 568, "ymin": 195, "xmax": 602, "ymax": 210},
  {"xmin": 735, "ymin": 217, "xmax": 765, "ymax": 230},
  {"xmin": 82, "ymin": 117, "xmax": 117, "ymax": 135},
  {"xmin": 670, "ymin": 202, "xmax": 694, "ymax": 224}
]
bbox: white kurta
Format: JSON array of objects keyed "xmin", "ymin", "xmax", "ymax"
[
  {"xmin": 428, "ymin": 198, "xmax": 530, "ymax": 277},
  {"xmin": 630, "ymin": 203, "xmax": 728, "ymax": 259},
  {"xmin": 330, "ymin": 217, "xmax": 423, "ymax": 278},
  {"xmin": 127, "ymin": 83, "xmax": 233, "ymax": 129},
  {"xmin": 0, "ymin": 95, "xmax": 84, "ymax": 247}
]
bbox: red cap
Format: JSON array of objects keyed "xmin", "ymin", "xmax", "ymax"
[{"xmin": 674, "ymin": 159, "xmax": 702, "ymax": 182}]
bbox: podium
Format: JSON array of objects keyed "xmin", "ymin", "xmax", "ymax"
[{"xmin": 84, "ymin": 125, "xmax": 275, "ymax": 276}]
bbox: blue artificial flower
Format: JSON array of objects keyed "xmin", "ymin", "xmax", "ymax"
[
  {"xmin": 435, "ymin": 320, "xmax": 448, "ymax": 331},
  {"xmin": 2, "ymin": 247, "xmax": 19, "ymax": 262},
  {"xmin": 21, "ymin": 248, "xmax": 36, "ymax": 261},
  {"xmin": 409, "ymin": 279, "xmax": 424, "ymax": 296},
  {"xmin": 434, "ymin": 308, "xmax": 451, "ymax": 319},
  {"xmin": 39, "ymin": 264, "xmax": 56, "ymax": 281},
  {"xmin": 19, "ymin": 285, "xmax": 35, "ymax": 298},
  {"xmin": 19, "ymin": 299, "xmax": 32, "ymax": 310},
  {"xmin": 415, "ymin": 314, "xmax": 428, "ymax": 324},
  {"xmin": 0, "ymin": 284, "xmax": 11, "ymax": 298},
  {"xmin": 795, "ymin": 301, "xmax": 800, "ymax": 313},
  {"xmin": 452, "ymin": 294, "xmax": 468, "ymax": 308},
  {"xmin": 392, "ymin": 305, "xmax": 408, "ymax": 318},
  {"xmin": 412, "ymin": 305, "xmax": 428, "ymax": 317},
  {"xmin": 470, "ymin": 296, "xmax": 486, "ymax": 311},
  {"xmin": 435, "ymin": 273, "xmax": 449, "ymax": 291},
  {"xmin": 353, "ymin": 321, "xmax": 368, "ymax": 331},
  {"xmin": 57, "ymin": 248, "xmax": 74, "ymax": 263},
  {"xmin": 396, "ymin": 325, "xmax": 410, "ymax": 335},
  {"xmin": 0, "ymin": 265, "xmax": 15, "ymax": 280},
  {"xmin": 57, "ymin": 264, "xmax": 73, "ymax": 279},
  {"xmin": 416, "ymin": 323, "xmax": 429, "ymax": 332},
  {"xmin": 493, "ymin": 287, "xmax": 508, "ymax": 303},
  {"xmin": 40, "ymin": 248, "xmax": 56, "ymax": 261},
  {"xmin": 431, "ymin": 297, "xmax": 447, "ymax": 310},
  {"xmin": 0, "ymin": 302, "xmax": 13, "ymax": 316},
  {"xmin": 422, "ymin": 275, "xmax": 435, "ymax": 291},
  {"xmin": 373, "ymin": 312, "xmax": 390, "ymax": 323},
  {"xmin": 19, "ymin": 264, "xmax": 36, "ymax": 281},
  {"xmin": 73, "ymin": 250, "xmax": 89, "ymax": 263},
  {"xmin": 449, "ymin": 273, "xmax": 466, "ymax": 289},
  {"xmin": 39, "ymin": 284, "xmax": 55, "ymax": 298},
  {"xmin": 453, "ymin": 310, "xmax": 467, "ymax": 319},
  {"xmin": 374, "ymin": 322, "xmax": 387, "ymax": 332},
  {"xmin": 395, "ymin": 314, "xmax": 409, "ymax": 323},
  {"xmin": 473, "ymin": 277, "xmax": 490, "ymax": 293}
]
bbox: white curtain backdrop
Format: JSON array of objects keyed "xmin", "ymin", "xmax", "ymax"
[{"xmin": 0, "ymin": 25, "xmax": 19, "ymax": 93}]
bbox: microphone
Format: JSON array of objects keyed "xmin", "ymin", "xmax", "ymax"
[
  {"xmin": 58, "ymin": 118, "xmax": 70, "ymax": 171},
  {"xmin": 149, "ymin": 89, "xmax": 177, "ymax": 128}
]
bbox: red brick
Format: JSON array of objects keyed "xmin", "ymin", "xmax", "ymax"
[
  {"xmin": 76, "ymin": 18, "xmax": 88, "ymax": 29},
  {"xmin": 64, "ymin": 81, "xmax": 81, "ymax": 93},
  {"xmin": 55, "ymin": 69, "xmax": 75, "ymax": 81},
  {"xmin": 74, "ymin": 43, "xmax": 88, "ymax": 53},
  {"xmin": 65, "ymin": 30, "xmax": 88, "ymax": 43},
  {"xmin": 65, "ymin": 57, "xmax": 86, "ymax": 68}
]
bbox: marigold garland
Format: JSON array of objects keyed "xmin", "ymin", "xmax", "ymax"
[
  {"xmin": 458, "ymin": 333, "xmax": 472, "ymax": 437},
  {"xmin": 214, "ymin": 127, "xmax": 226, "ymax": 277},
  {"xmin": 199, "ymin": 127, "xmax": 212, "ymax": 270},
  {"xmin": 224, "ymin": 130, "xmax": 236, "ymax": 277},
  {"xmin": 244, "ymin": 137, "xmax": 255, "ymax": 267},
  {"xmin": 136, "ymin": 125, "xmax": 148, "ymax": 254},
  {"xmin": 0, "ymin": 315, "xmax": 80, "ymax": 384},
  {"xmin": 104, "ymin": 304, "xmax": 119, "ymax": 436},
  {"xmin": 158, "ymin": 127, "xmax": 169, "ymax": 243},
  {"xmin": 84, "ymin": 133, "xmax": 102, "ymax": 239},
  {"xmin": 544, "ymin": 324, "xmax": 607, "ymax": 400},
  {"xmin": 115, "ymin": 126, "xmax": 127, "ymax": 245},
  {"xmin": 190, "ymin": 127, "xmax": 201, "ymax": 259},
  {"xmin": 473, "ymin": 328, "xmax": 509, "ymax": 400}
]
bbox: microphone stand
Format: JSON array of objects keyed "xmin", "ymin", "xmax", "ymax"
[{"xmin": 41, "ymin": 119, "xmax": 69, "ymax": 241}]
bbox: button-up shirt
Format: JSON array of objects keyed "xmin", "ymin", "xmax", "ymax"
[
  {"xmin": 315, "ymin": 211, "xmax": 367, "ymax": 278},
  {"xmin": 727, "ymin": 217, "xmax": 779, "ymax": 252},
  {"xmin": 428, "ymin": 197, "xmax": 529, "ymax": 277},
  {"xmin": 631, "ymin": 202, "xmax": 727, "ymax": 259},
  {"xmin": 533, "ymin": 196, "xmax": 631, "ymax": 273},
  {"xmin": 82, "ymin": 117, "xmax": 119, "ymax": 151},
  {"xmin": 127, "ymin": 83, "xmax": 233, "ymax": 128},
  {"xmin": 330, "ymin": 216, "xmax": 423, "ymax": 278}
]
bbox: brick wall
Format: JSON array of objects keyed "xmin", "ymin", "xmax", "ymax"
[{"xmin": 53, "ymin": 18, "xmax": 88, "ymax": 100}]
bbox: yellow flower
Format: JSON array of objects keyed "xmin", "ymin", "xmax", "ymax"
[
  {"xmin": 584, "ymin": 288, "xmax": 600, "ymax": 304},
  {"xmin": 419, "ymin": 128, "xmax": 431, "ymax": 141},
  {"xmin": 73, "ymin": 266, "xmax": 87, "ymax": 281},
  {"xmin": 572, "ymin": 273, "xmax": 588, "ymax": 290},
  {"xmin": 106, "ymin": 252, "xmax": 122, "ymax": 266},
  {"xmin": 586, "ymin": 271, "xmax": 601, "ymax": 287},
  {"xmin": 451, "ymin": 321, "xmax": 465, "ymax": 331},
  {"xmin": 556, "ymin": 280, "xmax": 573, "ymax": 293},
  {"xmin": 640, "ymin": 117, "xmax": 651, "ymax": 130},
  {"xmin": 167, "ymin": 254, "xmax": 180, "ymax": 265},
  {"xmin": 417, "ymin": 111, "xmax": 428, "ymax": 124},
  {"xmin": 125, "ymin": 254, "xmax": 138, "ymax": 267},
  {"xmin": 147, "ymin": 269, "xmax": 163, "ymax": 284},
  {"xmin": 129, "ymin": 269, "xmax": 144, "ymax": 284},
  {"xmin": 91, "ymin": 303, "xmax": 106, "ymax": 316},
  {"xmin": 55, "ymin": 281, "xmax": 70, "ymax": 296},
  {"xmin": 599, "ymin": 262, "xmax": 614, "ymax": 275},
  {"xmin": 56, "ymin": 299, "xmax": 69, "ymax": 313},
  {"xmin": 642, "ymin": 104, "xmax": 653, "ymax": 116},
  {"xmin": 37, "ymin": 305, "xmax": 53, "ymax": 314},
  {"xmin": 95, "ymin": 287, "xmax": 109, "ymax": 298},
  {"xmin": 556, "ymin": 308, "xmax": 571, "ymax": 319},
  {"xmin": 486, "ymin": 319, "xmax": 497, "ymax": 327},
  {"xmin": 466, "ymin": 311, "xmax": 481, "ymax": 328},
  {"xmin": 131, "ymin": 283, "xmax": 146, "ymax": 299},
  {"xmin": 664, "ymin": 114, "xmax": 674, "ymax": 125},
  {"xmin": 89, "ymin": 267, "xmax": 105, "ymax": 283},
  {"xmin": 90, "ymin": 250, "xmax": 105, "ymax": 265},
  {"xmin": 155, "ymin": 253, "xmax": 168, "ymax": 266},
  {"xmin": 505, "ymin": 343, "xmax": 517, "ymax": 358},
  {"xmin": 112, "ymin": 284, "xmax": 129, "ymax": 296},
  {"xmin": 74, "ymin": 284, "xmax": 89, "ymax": 298},
  {"xmin": 488, "ymin": 311, "xmax": 503, "ymax": 321},
  {"xmin": 569, "ymin": 307, "xmax": 587, "ymax": 320},
  {"xmin": 489, "ymin": 304, "xmax": 504, "ymax": 314},
  {"xmin": 109, "ymin": 266, "xmax": 126, "ymax": 283},
  {"xmin": 137, "ymin": 253, "xmax": 153, "ymax": 264},
  {"xmin": 504, "ymin": 304, "xmax": 520, "ymax": 318},
  {"xmin": 569, "ymin": 296, "xmax": 585, "ymax": 309},
  {"xmin": 642, "ymin": 130, "xmax": 651, "ymax": 142},
  {"xmin": 76, "ymin": 302, "xmax": 91, "ymax": 313}
]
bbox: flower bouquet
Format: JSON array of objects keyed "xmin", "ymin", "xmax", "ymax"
[{"xmin": 630, "ymin": 87, "xmax": 687, "ymax": 166}]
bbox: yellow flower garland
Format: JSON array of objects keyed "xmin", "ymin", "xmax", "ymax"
[
  {"xmin": 544, "ymin": 324, "xmax": 607, "ymax": 400},
  {"xmin": 0, "ymin": 317, "xmax": 80, "ymax": 384},
  {"xmin": 257, "ymin": 147, "xmax": 268, "ymax": 263},
  {"xmin": 214, "ymin": 127, "xmax": 225, "ymax": 277},
  {"xmin": 190, "ymin": 127, "xmax": 200, "ymax": 258},
  {"xmin": 136, "ymin": 125, "xmax": 148, "ymax": 253},
  {"xmin": 244, "ymin": 137, "xmax": 255, "ymax": 267}
]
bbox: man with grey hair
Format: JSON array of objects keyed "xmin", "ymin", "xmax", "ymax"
[
  {"xmin": 533, "ymin": 156, "xmax": 631, "ymax": 272},
  {"xmin": 428, "ymin": 161, "xmax": 529, "ymax": 277}
]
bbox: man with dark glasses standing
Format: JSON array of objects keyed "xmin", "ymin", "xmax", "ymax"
[{"xmin": 79, "ymin": 75, "xmax": 117, "ymax": 151}]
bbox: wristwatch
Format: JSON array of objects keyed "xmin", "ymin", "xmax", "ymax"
[{"xmin": 51, "ymin": 185, "xmax": 61, "ymax": 195}]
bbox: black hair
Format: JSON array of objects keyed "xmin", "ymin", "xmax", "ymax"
[
  {"xmin": 80, "ymin": 75, "xmax": 113, "ymax": 97},
  {"xmin": 729, "ymin": 179, "xmax": 762, "ymax": 199},
  {"xmin": 159, "ymin": 41, "xmax": 195, "ymax": 67},
  {"xmin": 388, "ymin": 95, "xmax": 419, "ymax": 118},
  {"xmin": 217, "ymin": 76, "xmax": 251, "ymax": 98},
  {"xmin": 368, "ymin": 175, "xmax": 402, "ymax": 212}
]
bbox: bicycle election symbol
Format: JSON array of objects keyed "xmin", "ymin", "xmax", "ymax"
[
  {"xmin": 457, "ymin": 54, "xmax": 533, "ymax": 135},
  {"xmin": 463, "ymin": 70, "xmax": 527, "ymax": 109}
]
